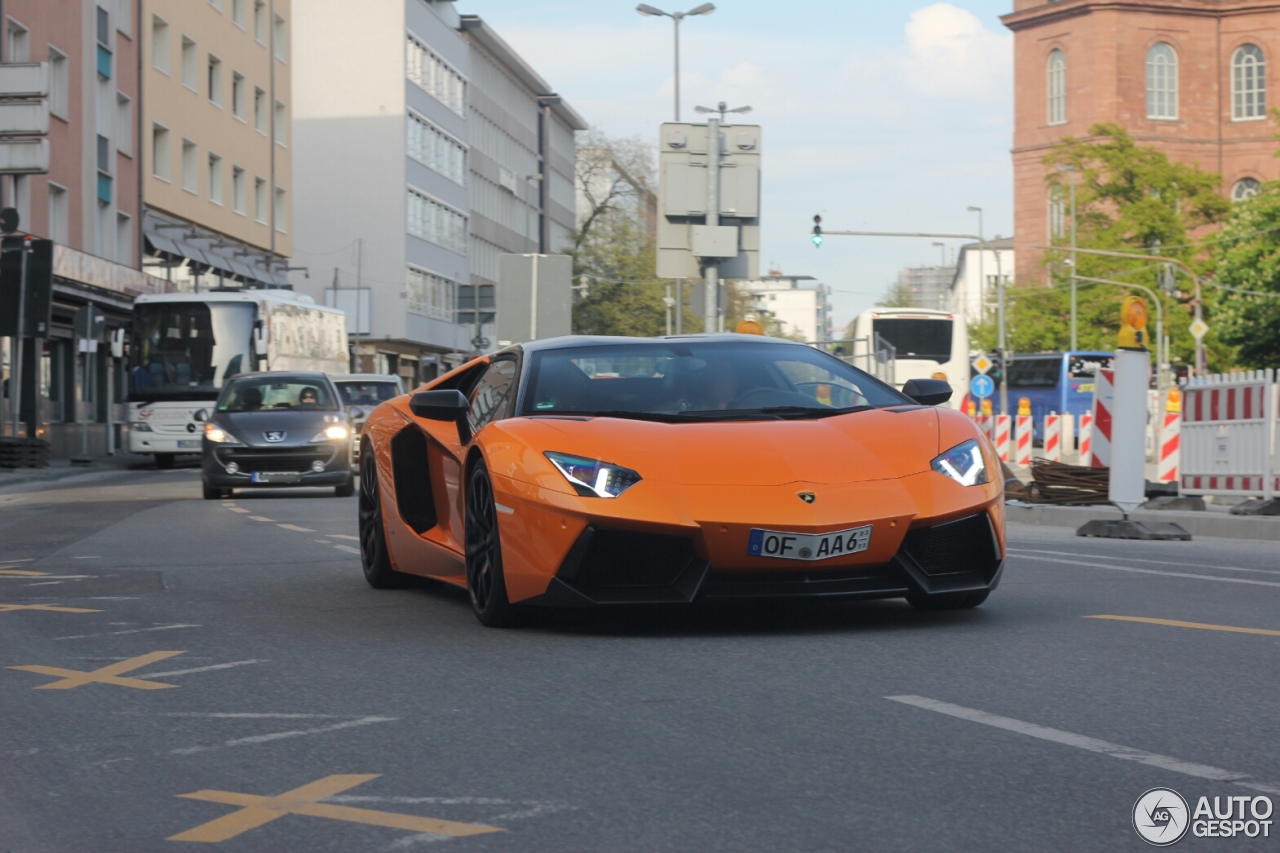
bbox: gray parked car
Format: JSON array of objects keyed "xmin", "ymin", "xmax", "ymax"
[{"xmin": 199, "ymin": 372, "xmax": 355, "ymax": 500}]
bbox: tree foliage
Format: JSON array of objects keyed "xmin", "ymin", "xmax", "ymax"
[
  {"xmin": 1213, "ymin": 182, "xmax": 1280, "ymax": 367},
  {"xmin": 876, "ymin": 280, "xmax": 917, "ymax": 308}
]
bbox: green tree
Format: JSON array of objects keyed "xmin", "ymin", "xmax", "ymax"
[
  {"xmin": 1214, "ymin": 181, "xmax": 1280, "ymax": 367},
  {"xmin": 876, "ymin": 280, "xmax": 916, "ymax": 308},
  {"xmin": 977, "ymin": 123, "xmax": 1231, "ymax": 364}
]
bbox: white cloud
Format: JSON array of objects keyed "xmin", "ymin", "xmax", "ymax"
[{"xmin": 900, "ymin": 3, "xmax": 1012, "ymax": 98}]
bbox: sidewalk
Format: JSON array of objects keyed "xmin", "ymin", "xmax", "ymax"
[
  {"xmin": 0, "ymin": 452, "xmax": 174, "ymax": 490},
  {"xmin": 1005, "ymin": 500, "xmax": 1280, "ymax": 542}
]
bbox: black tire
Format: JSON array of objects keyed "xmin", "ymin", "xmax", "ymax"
[
  {"xmin": 155, "ymin": 453, "xmax": 176, "ymax": 469},
  {"xmin": 334, "ymin": 476, "xmax": 355, "ymax": 498},
  {"xmin": 905, "ymin": 589, "xmax": 990, "ymax": 610},
  {"xmin": 464, "ymin": 460, "xmax": 519, "ymax": 627},
  {"xmin": 202, "ymin": 482, "xmax": 223, "ymax": 500},
  {"xmin": 358, "ymin": 443, "xmax": 407, "ymax": 589}
]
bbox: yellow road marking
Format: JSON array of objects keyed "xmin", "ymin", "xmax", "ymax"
[
  {"xmin": 0, "ymin": 569, "xmax": 49, "ymax": 576},
  {"xmin": 247, "ymin": 516, "xmax": 274, "ymax": 522},
  {"xmin": 8, "ymin": 650, "xmax": 184, "ymax": 690},
  {"xmin": 0, "ymin": 603, "xmax": 102, "ymax": 613},
  {"xmin": 277, "ymin": 524, "xmax": 315, "ymax": 532},
  {"xmin": 1087, "ymin": 615, "xmax": 1280, "ymax": 637},
  {"xmin": 168, "ymin": 774, "xmax": 504, "ymax": 843}
]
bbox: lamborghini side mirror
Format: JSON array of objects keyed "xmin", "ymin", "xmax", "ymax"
[
  {"xmin": 410, "ymin": 389, "xmax": 472, "ymax": 443},
  {"xmin": 902, "ymin": 378, "xmax": 952, "ymax": 406}
]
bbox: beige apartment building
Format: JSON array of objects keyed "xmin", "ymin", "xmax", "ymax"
[{"xmin": 141, "ymin": 0, "xmax": 291, "ymax": 287}]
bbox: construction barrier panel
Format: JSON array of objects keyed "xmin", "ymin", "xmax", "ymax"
[
  {"xmin": 1079, "ymin": 412, "xmax": 1093, "ymax": 467},
  {"xmin": 994, "ymin": 414, "xmax": 1011, "ymax": 463},
  {"xmin": 1088, "ymin": 368, "xmax": 1115, "ymax": 468},
  {"xmin": 1015, "ymin": 414, "xmax": 1033, "ymax": 467},
  {"xmin": 1043, "ymin": 412, "xmax": 1061, "ymax": 463},
  {"xmin": 1180, "ymin": 370, "xmax": 1275, "ymax": 498},
  {"xmin": 1158, "ymin": 410, "xmax": 1181, "ymax": 483}
]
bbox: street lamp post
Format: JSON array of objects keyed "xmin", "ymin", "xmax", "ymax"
[
  {"xmin": 1056, "ymin": 165, "xmax": 1078, "ymax": 351},
  {"xmin": 966, "ymin": 206, "xmax": 983, "ymax": 322}
]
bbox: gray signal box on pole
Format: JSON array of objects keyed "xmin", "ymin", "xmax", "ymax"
[
  {"xmin": 657, "ymin": 122, "xmax": 760, "ymax": 331},
  {"xmin": 496, "ymin": 253, "xmax": 572, "ymax": 344}
]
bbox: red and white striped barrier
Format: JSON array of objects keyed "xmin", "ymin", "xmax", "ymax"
[
  {"xmin": 1158, "ymin": 410, "xmax": 1181, "ymax": 483},
  {"xmin": 1015, "ymin": 414, "xmax": 1033, "ymax": 467},
  {"xmin": 1180, "ymin": 370, "xmax": 1275, "ymax": 498},
  {"xmin": 1078, "ymin": 412, "xmax": 1093, "ymax": 467},
  {"xmin": 1043, "ymin": 412, "xmax": 1061, "ymax": 462},
  {"xmin": 994, "ymin": 414, "xmax": 1011, "ymax": 462},
  {"xmin": 1088, "ymin": 368, "xmax": 1115, "ymax": 468}
]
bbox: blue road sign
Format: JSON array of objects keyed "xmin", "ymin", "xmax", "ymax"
[{"xmin": 970, "ymin": 374, "xmax": 994, "ymax": 399}]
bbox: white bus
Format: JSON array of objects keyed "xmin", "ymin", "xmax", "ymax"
[
  {"xmin": 125, "ymin": 289, "xmax": 348, "ymax": 467},
  {"xmin": 848, "ymin": 308, "xmax": 968, "ymax": 410}
]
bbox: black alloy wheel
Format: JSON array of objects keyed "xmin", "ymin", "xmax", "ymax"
[
  {"xmin": 358, "ymin": 443, "xmax": 405, "ymax": 589},
  {"xmin": 464, "ymin": 460, "xmax": 518, "ymax": 627}
]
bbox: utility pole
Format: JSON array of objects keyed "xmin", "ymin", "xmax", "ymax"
[
  {"xmin": 995, "ymin": 235, "xmax": 1007, "ymax": 416},
  {"xmin": 703, "ymin": 116, "xmax": 720, "ymax": 332},
  {"xmin": 354, "ymin": 238, "xmax": 363, "ymax": 372},
  {"xmin": 967, "ymin": 207, "xmax": 984, "ymax": 322},
  {"xmin": 1069, "ymin": 170, "xmax": 1078, "ymax": 351}
]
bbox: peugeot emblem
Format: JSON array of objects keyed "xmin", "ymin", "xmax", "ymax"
[
  {"xmin": 798, "ymin": 491, "xmax": 816, "ymax": 504},
  {"xmin": 264, "ymin": 431, "xmax": 287, "ymax": 442}
]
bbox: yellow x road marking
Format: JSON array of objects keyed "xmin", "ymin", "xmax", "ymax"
[
  {"xmin": 0, "ymin": 569, "xmax": 49, "ymax": 576},
  {"xmin": 0, "ymin": 603, "xmax": 102, "ymax": 613},
  {"xmin": 7, "ymin": 650, "xmax": 184, "ymax": 689},
  {"xmin": 168, "ymin": 774, "xmax": 504, "ymax": 843}
]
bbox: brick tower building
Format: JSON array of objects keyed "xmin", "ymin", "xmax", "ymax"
[{"xmin": 1002, "ymin": 0, "xmax": 1280, "ymax": 284}]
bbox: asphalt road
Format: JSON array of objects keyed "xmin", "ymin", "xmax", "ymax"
[{"xmin": 2, "ymin": 463, "xmax": 1280, "ymax": 852}]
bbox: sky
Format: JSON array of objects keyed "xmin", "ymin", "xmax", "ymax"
[{"xmin": 463, "ymin": 0, "xmax": 1016, "ymax": 333}]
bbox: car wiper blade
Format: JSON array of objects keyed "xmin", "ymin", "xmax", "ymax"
[
  {"xmin": 755, "ymin": 404, "xmax": 876, "ymax": 418},
  {"xmin": 581, "ymin": 410, "xmax": 782, "ymax": 422}
]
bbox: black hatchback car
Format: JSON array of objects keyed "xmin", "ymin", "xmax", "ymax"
[{"xmin": 199, "ymin": 372, "xmax": 355, "ymax": 499}]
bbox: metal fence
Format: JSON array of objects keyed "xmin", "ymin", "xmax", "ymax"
[
  {"xmin": 809, "ymin": 336, "xmax": 896, "ymax": 386},
  {"xmin": 1179, "ymin": 369, "xmax": 1276, "ymax": 498}
]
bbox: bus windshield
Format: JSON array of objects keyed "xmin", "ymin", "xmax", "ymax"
[
  {"xmin": 871, "ymin": 317, "xmax": 953, "ymax": 361},
  {"xmin": 128, "ymin": 302, "xmax": 255, "ymax": 401}
]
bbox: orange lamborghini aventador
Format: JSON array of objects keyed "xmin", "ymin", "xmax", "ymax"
[{"xmin": 357, "ymin": 335, "xmax": 1006, "ymax": 626}]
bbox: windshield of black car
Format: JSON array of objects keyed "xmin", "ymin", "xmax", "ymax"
[
  {"xmin": 128, "ymin": 302, "xmax": 255, "ymax": 401},
  {"xmin": 519, "ymin": 342, "xmax": 908, "ymax": 419},
  {"xmin": 334, "ymin": 381, "xmax": 400, "ymax": 405},
  {"xmin": 217, "ymin": 376, "xmax": 339, "ymax": 412}
]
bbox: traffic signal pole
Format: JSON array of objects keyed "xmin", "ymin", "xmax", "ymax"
[
  {"xmin": 9, "ymin": 237, "xmax": 28, "ymax": 439},
  {"xmin": 703, "ymin": 116, "xmax": 720, "ymax": 333}
]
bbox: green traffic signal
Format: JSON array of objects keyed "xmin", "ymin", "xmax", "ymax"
[{"xmin": 811, "ymin": 234, "xmax": 823, "ymax": 247}]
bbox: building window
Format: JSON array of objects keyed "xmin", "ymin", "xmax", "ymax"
[
  {"xmin": 116, "ymin": 212, "xmax": 133, "ymax": 266},
  {"xmin": 8, "ymin": 19, "xmax": 29, "ymax": 62},
  {"xmin": 274, "ymin": 100, "xmax": 287, "ymax": 145},
  {"xmin": 406, "ymin": 266, "xmax": 456, "ymax": 320},
  {"xmin": 1147, "ymin": 42, "xmax": 1178, "ymax": 120},
  {"xmin": 253, "ymin": 0, "xmax": 266, "ymax": 44},
  {"xmin": 274, "ymin": 186, "xmax": 287, "ymax": 233},
  {"xmin": 231, "ymin": 72, "xmax": 245, "ymax": 120},
  {"xmin": 116, "ymin": 93, "xmax": 133, "ymax": 157},
  {"xmin": 272, "ymin": 14, "xmax": 286, "ymax": 61},
  {"xmin": 182, "ymin": 138, "xmax": 198, "ymax": 192},
  {"xmin": 254, "ymin": 87, "xmax": 266, "ymax": 132},
  {"xmin": 181, "ymin": 36, "xmax": 197, "ymax": 89},
  {"xmin": 208, "ymin": 152, "xmax": 223, "ymax": 204},
  {"xmin": 1232, "ymin": 44, "xmax": 1266, "ymax": 121},
  {"xmin": 406, "ymin": 34, "xmax": 466, "ymax": 116},
  {"xmin": 231, "ymin": 0, "xmax": 245, "ymax": 28},
  {"xmin": 1047, "ymin": 49, "xmax": 1066, "ymax": 125},
  {"xmin": 48, "ymin": 47, "xmax": 69, "ymax": 119},
  {"xmin": 48, "ymin": 183, "xmax": 69, "ymax": 244},
  {"xmin": 407, "ymin": 187, "xmax": 467, "ymax": 254},
  {"xmin": 232, "ymin": 166, "xmax": 246, "ymax": 214},
  {"xmin": 254, "ymin": 176, "xmax": 267, "ymax": 223},
  {"xmin": 150, "ymin": 15, "xmax": 168, "ymax": 73},
  {"xmin": 1048, "ymin": 187, "xmax": 1065, "ymax": 240},
  {"xmin": 152, "ymin": 123, "xmax": 170, "ymax": 180},
  {"xmin": 96, "ymin": 6, "xmax": 110, "ymax": 45},
  {"xmin": 1232, "ymin": 177, "xmax": 1262, "ymax": 201},
  {"xmin": 208, "ymin": 54, "xmax": 222, "ymax": 105},
  {"xmin": 407, "ymin": 111, "xmax": 467, "ymax": 185}
]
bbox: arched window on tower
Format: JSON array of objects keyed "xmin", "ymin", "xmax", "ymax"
[
  {"xmin": 1232, "ymin": 178, "xmax": 1262, "ymax": 201},
  {"xmin": 1147, "ymin": 42, "xmax": 1179, "ymax": 120},
  {"xmin": 1232, "ymin": 44, "xmax": 1266, "ymax": 121},
  {"xmin": 1047, "ymin": 49, "xmax": 1067, "ymax": 126},
  {"xmin": 1048, "ymin": 186, "xmax": 1066, "ymax": 239}
]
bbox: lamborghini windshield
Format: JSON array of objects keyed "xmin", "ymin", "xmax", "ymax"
[{"xmin": 520, "ymin": 341, "xmax": 909, "ymax": 420}]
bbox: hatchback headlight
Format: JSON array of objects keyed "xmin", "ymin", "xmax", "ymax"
[
  {"xmin": 204, "ymin": 423, "xmax": 240, "ymax": 444},
  {"xmin": 545, "ymin": 452, "xmax": 641, "ymax": 498},
  {"xmin": 311, "ymin": 425, "xmax": 349, "ymax": 442},
  {"xmin": 931, "ymin": 439, "xmax": 989, "ymax": 486}
]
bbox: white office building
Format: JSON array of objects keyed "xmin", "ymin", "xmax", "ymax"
[
  {"xmin": 949, "ymin": 238, "xmax": 1014, "ymax": 323},
  {"xmin": 736, "ymin": 274, "xmax": 832, "ymax": 343}
]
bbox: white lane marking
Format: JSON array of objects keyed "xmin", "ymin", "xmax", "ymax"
[
  {"xmin": 334, "ymin": 545, "xmax": 361, "ymax": 554},
  {"xmin": 494, "ymin": 503, "xmax": 515, "ymax": 515},
  {"xmin": 171, "ymin": 715, "xmax": 397, "ymax": 754},
  {"xmin": 1011, "ymin": 553, "xmax": 1280, "ymax": 588},
  {"xmin": 248, "ymin": 515, "xmax": 274, "ymax": 522},
  {"xmin": 228, "ymin": 508, "xmax": 250, "ymax": 513},
  {"xmin": 72, "ymin": 556, "xmax": 100, "ymax": 560},
  {"xmin": 1009, "ymin": 547, "xmax": 1280, "ymax": 577},
  {"xmin": 314, "ymin": 539, "xmax": 332, "ymax": 544},
  {"xmin": 0, "ymin": 558, "xmax": 36, "ymax": 563},
  {"xmin": 55, "ymin": 623, "xmax": 201, "ymax": 641},
  {"xmin": 87, "ymin": 596, "xmax": 140, "ymax": 600},
  {"xmin": 328, "ymin": 534, "xmax": 359, "ymax": 541},
  {"xmin": 887, "ymin": 695, "xmax": 1261, "ymax": 782},
  {"xmin": 2, "ymin": 575, "xmax": 95, "ymax": 580},
  {"xmin": 157, "ymin": 712, "xmax": 340, "ymax": 719},
  {"xmin": 277, "ymin": 524, "xmax": 315, "ymax": 532},
  {"xmin": 25, "ymin": 581, "xmax": 64, "ymax": 586},
  {"xmin": 136, "ymin": 659, "xmax": 267, "ymax": 678}
]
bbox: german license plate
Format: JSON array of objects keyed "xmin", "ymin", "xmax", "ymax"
[
  {"xmin": 747, "ymin": 525, "xmax": 872, "ymax": 561},
  {"xmin": 251, "ymin": 472, "xmax": 302, "ymax": 484},
  {"xmin": 177, "ymin": 440, "xmax": 201, "ymax": 448}
]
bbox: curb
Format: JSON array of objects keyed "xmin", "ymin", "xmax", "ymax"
[{"xmin": 1005, "ymin": 502, "xmax": 1280, "ymax": 542}]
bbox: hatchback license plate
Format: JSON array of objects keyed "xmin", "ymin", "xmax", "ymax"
[
  {"xmin": 747, "ymin": 525, "xmax": 872, "ymax": 561},
  {"xmin": 251, "ymin": 472, "xmax": 302, "ymax": 484}
]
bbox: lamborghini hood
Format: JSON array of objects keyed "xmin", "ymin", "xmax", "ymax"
[{"xmin": 512, "ymin": 408, "xmax": 940, "ymax": 486}]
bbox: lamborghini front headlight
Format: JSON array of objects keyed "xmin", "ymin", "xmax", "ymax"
[
  {"xmin": 545, "ymin": 452, "xmax": 642, "ymax": 498},
  {"xmin": 931, "ymin": 439, "xmax": 989, "ymax": 486}
]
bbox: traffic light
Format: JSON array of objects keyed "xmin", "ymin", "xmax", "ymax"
[
  {"xmin": 812, "ymin": 214, "xmax": 823, "ymax": 247},
  {"xmin": 1117, "ymin": 295, "xmax": 1149, "ymax": 350},
  {"xmin": 989, "ymin": 348, "xmax": 1006, "ymax": 388}
]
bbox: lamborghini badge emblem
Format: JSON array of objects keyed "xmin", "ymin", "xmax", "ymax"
[{"xmin": 798, "ymin": 492, "xmax": 816, "ymax": 504}]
